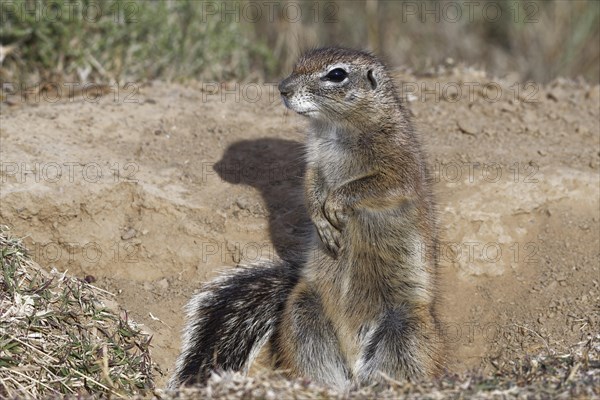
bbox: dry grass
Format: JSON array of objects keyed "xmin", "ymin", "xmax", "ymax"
[
  {"xmin": 160, "ymin": 337, "xmax": 599, "ymax": 399},
  {"xmin": 0, "ymin": 226, "xmax": 155, "ymax": 398}
]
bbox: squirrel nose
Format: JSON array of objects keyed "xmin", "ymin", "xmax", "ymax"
[{"xmin": 278, "ymin": 78, "xmax": 294, "ymax": 97}]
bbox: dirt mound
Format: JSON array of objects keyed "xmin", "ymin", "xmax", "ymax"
[{"xmin": 1, "ymin": 72, "xmax": 598, "ymax": 386}]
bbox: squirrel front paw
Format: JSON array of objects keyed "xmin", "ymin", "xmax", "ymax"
[
  {"xmin": 314, "ymin": 215, "xmax": 341, "ymax": 257},
  {"xmin": 312, "ymin": 192, "xmax": 351, "ymax": 258},
  {"xmin": 324, "ymin": 191, "xmax": 350, "ymax": 230}
]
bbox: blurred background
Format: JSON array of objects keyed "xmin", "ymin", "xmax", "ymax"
[{"xmin": 1, "ymin": 0, "xmax": 599, "ymax": 86}]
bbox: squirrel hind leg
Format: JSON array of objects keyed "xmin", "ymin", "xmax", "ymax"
[
  {"xmin": 273, "ymin": 281, "xmax": 351, "ymax": 390},
  {"xmin": 354, "ymin": 306, "xmax": 441, "ymax": 384}
]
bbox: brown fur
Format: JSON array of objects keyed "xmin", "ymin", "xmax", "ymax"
[{"xmin": 273, "ymin": 47, "xmax": 442, "ymax": 389}]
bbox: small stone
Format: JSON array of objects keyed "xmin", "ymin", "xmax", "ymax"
[
  {"xmin": 156, "ymin": 278, "xmax": 169, "ymax": 291},
  {"xmin": 236, "ymin": 198, "xmax": 252, "ymax": 211},
  {"xmin": 121, "ymin": 228, "xmax": 137, "ymax": 240},
  {"xmin": 457, "ymin": 120, "xmax": 478, "ymax": 136},
  {"xmin": 546, "ymin": 91, "xmax": 559, "ymax": 102}
]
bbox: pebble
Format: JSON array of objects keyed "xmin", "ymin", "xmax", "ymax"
[
  {"xmin": 236, "ymin": 198, "xmax": 252, "ymax": 211},
  {"xmin": 156, "ymin": 278, "xmax": 169, "ymax": 291},
  {"xmin": 457, "ymin": 120, "xmax": 478, "ymax": 136},
  {"xmin": 121, "ymin": 228, "xmax": 137, "ymax": 240}
]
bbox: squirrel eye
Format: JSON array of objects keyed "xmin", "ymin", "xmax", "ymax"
[{"xmin": 322, "ymin": 68, "xmax": 348, "ymax": 82}]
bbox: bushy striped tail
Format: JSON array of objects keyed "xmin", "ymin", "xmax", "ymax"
[{"xmin": 168, "ymin": 260, "xmax": 299, "ymax": 388}]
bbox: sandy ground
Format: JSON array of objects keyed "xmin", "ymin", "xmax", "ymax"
[{"xmin": 1, "ymin": 69, "xmax": 599, "ymax": 387}]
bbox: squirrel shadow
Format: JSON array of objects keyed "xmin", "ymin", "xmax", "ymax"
[{"xmin": 214, "ymin": 138, "xmax": 312, "ymax": 264}]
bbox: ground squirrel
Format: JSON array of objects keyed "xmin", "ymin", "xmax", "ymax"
[{"xmin": 168, "ymin": 47, "xmax": 442, "ymax": 390}]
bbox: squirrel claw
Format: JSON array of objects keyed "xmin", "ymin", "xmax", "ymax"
[
  {"xmin": 314, "ymin": 218, "xmax": 341, "ymax": 258},
  {"xmin": 323, "ymin": 195, "xmax": 349, "ymax": 231}
]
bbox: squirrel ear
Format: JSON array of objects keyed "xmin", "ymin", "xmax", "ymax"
[{"xmin": 367, "ymin": 69, "xmax": 378, "ymax": 90}]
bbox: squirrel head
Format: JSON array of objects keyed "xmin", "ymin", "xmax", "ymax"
[{"xmin": 278, "ymin": 47, "xmax": 400, "ymax": 130}]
